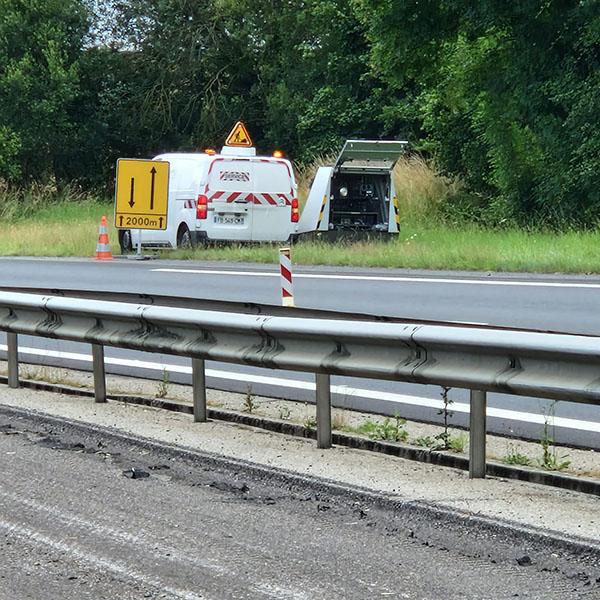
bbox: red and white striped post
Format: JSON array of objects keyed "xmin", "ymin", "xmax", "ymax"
[{"xmin": 279, "ymin": 247, "xmax": 295, "ymax": 307}]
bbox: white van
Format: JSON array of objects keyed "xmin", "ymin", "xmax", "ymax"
[{"xmin": 118, "ymin": 147, "xmax": 298, "ymax": 251}]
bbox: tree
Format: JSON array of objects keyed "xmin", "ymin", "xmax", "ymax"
[
  {"xmin": 355, "ymin": 0, "xmax": 600, "ymax": 226},
  {"xmin": 0, "ymin": 0, "xmax": 88, "ymax": 181}
]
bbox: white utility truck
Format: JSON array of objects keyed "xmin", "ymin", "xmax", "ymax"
[
  {"xmin": 293, "ymin": 139, "xmax": 407, "ymax": 241},
  {"xmin": 118, "ymin": 145, "xmax": 298, "ymax": 252}
]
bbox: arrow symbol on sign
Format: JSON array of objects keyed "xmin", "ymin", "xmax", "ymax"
[
  {"xmin": 150, "ymin": 167, "xmax": 156, "ymax": 211},
  {"xmin": 128, "ymin": 177, "xmax": 135, "ymax": 208},
  {"xmin": 158, "ymin": 217, "xmax": 164, "ymax": 228},
  {"xmin": 119, "ymin": 215, "xmax": 123, "ymax": 227}
]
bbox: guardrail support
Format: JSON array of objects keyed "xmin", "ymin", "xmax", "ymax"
[
  {"xmin": 192, "ymin": 358, "xmax": 207, "ymax": 422},
  {"xmin": 7, "ymin": 333, "xmax": 19, "ymax": 389},
  {"xmin": 469, "ymin": 390, "xmax": 487, "ymax": 479},
  {"xmin": 91, "ymin": 344, "xmax": 106, "ymax": 403},
  {"xmin": 316, "ymin": 373, "xmax": 332, "ymax": 449}
]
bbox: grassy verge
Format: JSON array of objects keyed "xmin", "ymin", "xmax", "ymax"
[
  {"xmin": 172, "ymin": 223, "xmax": 600, "ymax": 273},
  {"xmin": 1, "ymin": 200, "xmax": 600, "ymax": 274},
  {"xmin": 0, "ymin": 199, "xmax": 116, "ymax": 257},
  {"xmin": 2, "ymin": 157, "xmax": 600, "ymax": 273}
]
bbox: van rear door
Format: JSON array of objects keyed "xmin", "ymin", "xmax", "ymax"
[
  {"xmin": 204, "ymin": 158, "xmax": 253, "ymax": 241},
  {"xmin": 251, "ymin": 160, "xmax": 295, "ymax": 241}
]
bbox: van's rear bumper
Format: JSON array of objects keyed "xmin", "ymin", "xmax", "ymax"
[{"xmin": 194, "ymin": 230, "xmax": 291, "ymax": 244}]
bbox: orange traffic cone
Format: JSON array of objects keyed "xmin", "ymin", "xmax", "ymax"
[{"xmin": 95, "ymin": 216, "xmax": 113, "ymax": 260}]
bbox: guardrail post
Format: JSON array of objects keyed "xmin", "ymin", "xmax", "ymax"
[
  {"xmin": 316, "ymin": 373, "xmax": 332, "ymax": 449},
  {"xmin": 91, "ymin": 344, "xmax": 106, "ymax": 403},
  {"xmin": 192, "ymin": 358, "xmax": 207, "ymax": 422},
  {"xmin": 469, "ymin": 390, "xmax": 487, "ymax": 479},
  {"xmin": 7, "ymin": 333, "xmax": 19, "ymax": 389}
]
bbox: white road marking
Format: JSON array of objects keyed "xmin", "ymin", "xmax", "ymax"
[
  {"xmin": 2, "ymin": 343, "xmax": 599, "ymax": 434},
  {"xmin": 0, "ymin": 519, "xmax": 207, "ymax": 600},
  {"xmin": 0, "ymin": 489, "xmax": 229, "ymax": 576},
  {"xmin": 152, "ymin": 268, "xmax": 600, "ymax": 289}
]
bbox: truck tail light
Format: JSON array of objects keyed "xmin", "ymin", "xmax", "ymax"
[
  {"xmin": 291, "ymin": 198, "xmax": 299, "ymax": 223},
  {"xmin": 196, "ymin": 194, "xmax": 208, "ymax": 219}
]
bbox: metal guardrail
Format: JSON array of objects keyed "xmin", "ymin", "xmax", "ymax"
[
  {"xmin": 1, "ymin": 290, "xmax": 600, "ymax": 479},
  {"xmin": 0, "ymin": 286, "xmax": 581, "ymax": 334}
]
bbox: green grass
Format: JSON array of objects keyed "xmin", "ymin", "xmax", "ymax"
[
  {"xmin": 3, "ymin": 197, "xmax": 600, "ymax": 275},
  {"xmin": 346, "ymin": 416, "xmax": 408, "ymax": 443},
  {"xmin": 172, "ymin": 220, "xmax": 600, "ymax": 274},
  {"xmin": 0, "ymin": 199, "xmax": 115, "ymax": 257},
  {"xmin": 502, "ymin": 446, "xmax": 532, "ymax": 467}
]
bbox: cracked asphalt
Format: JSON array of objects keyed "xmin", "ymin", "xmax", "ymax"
[{"xmin": 0, "ymin": 408, "xmax": 599, "ymax": 599}]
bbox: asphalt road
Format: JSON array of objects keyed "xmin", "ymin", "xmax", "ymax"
[
  {"xmin": 0, "ymin": 407, "xmax": 597, "ymax": 599},
  {"xmin": 1, "ymin": 257, "xmax": 600, "ymax": 447},
  {"xmin": 2, "ymin": 257, "xmax": 600, "ymax": 333}
]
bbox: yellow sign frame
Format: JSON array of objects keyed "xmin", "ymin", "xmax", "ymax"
[
  {"xmin": 225, "ymin": 121, "xmax": 253, "ymax": 147},
  {"xmin": 115, "ymin": 159, "xmax": 169, "ymax": 230}
]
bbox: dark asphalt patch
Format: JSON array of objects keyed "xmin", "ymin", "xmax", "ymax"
[
  {"xmin": 123, "ymin": 467, "xmax": 150, "ymax": 479},
  {"xmin": 209, "ymin": 480, "xmax": 249, "ymax": 494}
]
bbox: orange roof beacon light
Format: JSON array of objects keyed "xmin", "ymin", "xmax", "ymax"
[
  {"xmin": 272, "ymin": 150, "xmax": 284, "ymax": 158},
  {"xmin": 204, "ymin": 148, "xmax": 216, "ymax": 155}
]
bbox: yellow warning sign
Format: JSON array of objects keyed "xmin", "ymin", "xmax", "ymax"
[
  {"xmin": 225, "ymin": 121, "xmax": 253, "ymax": 147},
  {"xmin": 115, "ymin": 159, "xmax": 169, "ymax": 230}
]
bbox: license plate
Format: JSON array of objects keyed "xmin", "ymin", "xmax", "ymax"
[{"xmin": 214, "ymin": 215, "xmax": 245, "ymax": 225}]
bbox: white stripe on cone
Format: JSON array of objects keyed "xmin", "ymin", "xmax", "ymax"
[{"xmin": 279, "ymin": 247, "xmax": 294, "ymax": 307}]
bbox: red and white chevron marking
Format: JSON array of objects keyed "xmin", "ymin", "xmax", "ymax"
[
  {"xmin": 279, "ymin": 247, "xmax": 294, "ymax": 307},
  {"xmin": 206, "ymin": 191, "xmax": 295, "ymax": 206}
]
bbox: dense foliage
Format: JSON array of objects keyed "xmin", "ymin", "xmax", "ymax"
[{"xmin": 1, "ymin": 0, "xmax": 599, "ymax": 226}]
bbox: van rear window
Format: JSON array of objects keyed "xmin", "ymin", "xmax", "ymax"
[{"xmin": 254, "ymin": 162, "xmax": 293, "ymax": 193}]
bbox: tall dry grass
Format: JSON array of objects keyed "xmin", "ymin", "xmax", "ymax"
[
  {"xmin": 392, "ymin": 155, "xmax": 463, "ymax": 221},
  {"xmin": 0, "ymin": 179, "xmax": 112, "ymax": 256},
  {"xmin": 294, "ymin": 153, "xmax": 461, "ymax": 221},
  {"xmin": 0, "ymin": 179, "xmax": 103, "ymax": 222},
  {"xmin": 294, "ymin": 154, "xmax": 336, "ymax": 209}
]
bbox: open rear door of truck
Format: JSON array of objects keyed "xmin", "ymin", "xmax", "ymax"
[{"xmin": 334, "ymin": 140, "xmax": 408, "ymax": 174}]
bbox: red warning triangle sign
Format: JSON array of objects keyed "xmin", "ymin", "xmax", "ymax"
[{"xmin": 225, "ymin": 121, "xmax": 253, "ymax": 147}]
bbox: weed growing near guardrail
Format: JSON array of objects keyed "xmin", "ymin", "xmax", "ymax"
[
  {"xmin": 502, "ymin": 444, "xmax": 532, "ymax": 466},
  {"xmin": 413, "ymin": 432, "xmax": 466, "ymax": 453},
  {"xmin": 538, "ymin": 413, "xmax": 571, "ymax": 471},
  {"xmin": 435, "ymin": 387, "xmax": 454, "ymax": 450},
  {"xmin": 278, "ymin": 406, "xmax": 292, "ymax": 420},
  {"xmin": 331, "ymin": 410, "xmax": 349, "ymax": 431},
  {"xmin": 353, "ymin": 414, "xmax": 408, "ymax": 443},
  {"xmin": 19, "ymin": 365, "xmax": 86, "ymax": 389},
  {"xmin": 445, "ymin": 433, "xmax": 466, "ymax": 453},
  {"xmin": 303, "ymin": 415, "xmax": 317, "ymax": 431},
  {"xmin": 414, "ymin": 435, "xmax": 436, "ymax": 448},
  {"xmin": 155, "ymin": 368, "xmax": 170, "ymax": 398},
  {"xmin": 243, "ymin": 386, "xmax": 258, "ymax": 414},
  {"xmin": 301, "ymin": 402, "xmax": 317, "ymax": 431}
]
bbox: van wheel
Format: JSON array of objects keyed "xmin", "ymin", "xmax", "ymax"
[
  {"xmin": 118, "ymin": 229, "xmax": 133, "ymax": 254},
  {"xmin": 177, "ymin": 225, "xmax": 193, "ymax": 249}
]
